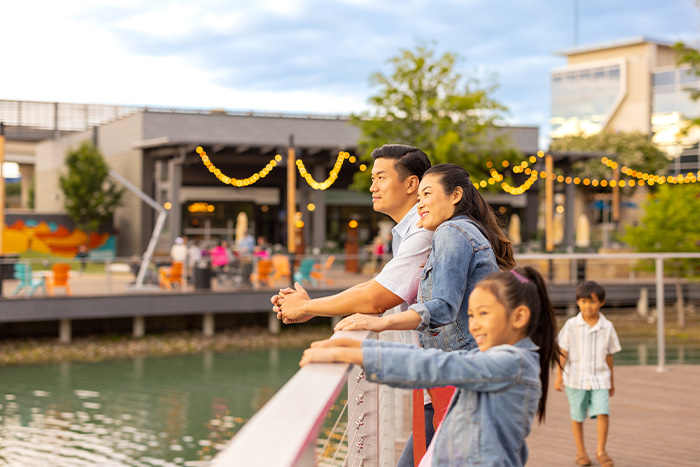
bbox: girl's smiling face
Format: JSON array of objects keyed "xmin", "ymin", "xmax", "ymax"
[
  {"xmin": 468, "ymin": 286, "xmax": 527, "ymax": 351},
  {"xmin": 417, "ymin": 173, "xmax": 462, "ymax": 231}
]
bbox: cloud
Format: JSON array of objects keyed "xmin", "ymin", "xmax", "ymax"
[{"xmin": 2, "ymin": 0, "xmax": 699, "ymax": 144}]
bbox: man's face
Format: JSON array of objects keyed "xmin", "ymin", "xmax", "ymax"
[{"xmin": 370, "ymin": 158, "xmax": 410, "ymax": 218}]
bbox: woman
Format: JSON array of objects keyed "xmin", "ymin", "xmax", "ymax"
[{"xmin": 336, "ymin": 163, "xmax": 515, "ymax": 466}]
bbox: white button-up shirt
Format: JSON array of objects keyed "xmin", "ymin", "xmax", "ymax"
[
  {"xmin": 558, "ymin": 312, "xmax": 621, "ymax": 390},
  {"xmin": 374, "ymin": 204, "xmax": 433, "ymax": 308}
]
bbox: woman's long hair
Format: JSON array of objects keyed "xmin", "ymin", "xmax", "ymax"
[{"xmin": 425, "ymin": 163, "xmax": 515, "ymax": 270}]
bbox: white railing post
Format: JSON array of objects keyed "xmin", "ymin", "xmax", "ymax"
[{"xmin": 655, "ymin": 256, "xmax": 666, "ymax": 372}]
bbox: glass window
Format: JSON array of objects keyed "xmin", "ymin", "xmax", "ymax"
[
  {"xmin": 653, "ymin": 70, "xmax": 676, "ymax": 87},
  {"xmin": 680, "ymin": 68, "xmax": 699, "ymax": 89},
  {"xmin": 608, "ymin": 66, "xmax": 620, "ymax": 80},
  {"xmin": 593, "ymin": 68, "xmax": 605, "ymax": 79}
]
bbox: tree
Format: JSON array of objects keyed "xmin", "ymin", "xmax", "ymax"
[
  {"xmin": 59, "ymin": 141, "xmax": 124, "ymax": 243},
  {"xmin": 622, "ymin": 183, "xmax": 700, "ymax": 327},
  {"xmin": 549, "ymin": 131, "xmax": 669, "ymax": 194},
  {"xmin": 350, "ymin": 43, "xmax": 522, "ymax": 191}
]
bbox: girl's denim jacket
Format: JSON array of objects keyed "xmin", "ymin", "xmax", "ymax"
[
  {"xmin": 411, "ymin": 215, "xmax": 499, "ymax": 351},
  {"xmin": 362, "ymin": 337, "xmax": 541, "ymax": 467}
]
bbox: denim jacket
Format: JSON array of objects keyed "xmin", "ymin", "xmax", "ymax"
[
  {"xmin": 412, "ymin": 215, "xmax": 499, "ymax": 352},
  {"xmin": 362, "ymin": 337, "xmax": 542, "ymax": 467}
]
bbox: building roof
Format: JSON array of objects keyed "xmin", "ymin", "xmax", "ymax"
[{"xmin": 555, "ymin": 36, "xmax": 677, "ymax": 57}]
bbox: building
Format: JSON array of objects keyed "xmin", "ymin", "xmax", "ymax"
[
  {"xmin": 2, "ymin": 99, "xmax": 538, "ymax": 257},
  {"xmin": 550, "ymin": 36, "xmax": 700, "ymax": 175}
]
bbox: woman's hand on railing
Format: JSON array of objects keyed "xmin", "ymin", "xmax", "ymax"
[{"xmin": 334, "ymin": 313, "xmax": 387, "ymax": 333}]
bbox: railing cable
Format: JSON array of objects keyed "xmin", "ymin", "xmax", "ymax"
[{"xmin": 317, "ymin": 369, "xmax": 365, "ymax": 466}]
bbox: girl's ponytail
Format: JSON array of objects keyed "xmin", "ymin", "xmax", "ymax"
[
  {"xmin": 476, "ymin": 266, "xmax": 561, "ymax": 423},
  {"xmin": 521, "ymin": 266, "xmax": 561, "ymax": 423}
]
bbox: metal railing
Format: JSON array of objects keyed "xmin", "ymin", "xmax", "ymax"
[{"xmin": 210, "ymin": 330, "xmax": 373, "ymax": 467}]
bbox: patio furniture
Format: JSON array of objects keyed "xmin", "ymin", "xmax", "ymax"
[
  {"xmin": 11, "ymin": 263, "xmax": 46, "ymax": 296},
  {"xmin": 47, "ymin": 263, "xmax": 73, "ymax": 296}
]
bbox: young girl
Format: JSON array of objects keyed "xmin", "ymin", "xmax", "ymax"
[{"xmin": 300, "ymin": 266, "xmax": 560, "ymax": 467}]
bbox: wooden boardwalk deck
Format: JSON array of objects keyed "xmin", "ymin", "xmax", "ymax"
[{"xmin": 527, "ymin": 364, "xmax": 700, "ymax": 466}]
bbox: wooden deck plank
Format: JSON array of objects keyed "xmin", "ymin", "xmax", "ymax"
[{"xmin": 527, "ymin": 365, "xmax": 700, "ymax": 466}]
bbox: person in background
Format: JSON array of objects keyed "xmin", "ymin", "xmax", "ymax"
[
  {"xmin": 170, "ymin": 236, "xmax": 189, "ymax": 282},
  {"xmin": 237, "ymin": 230, "xmax": 256, "ymax": 257},
  {"xmin": 76, "ymin": 244, "xmax": 89, "ymax": 275},
  {"xmin": 300, "ymin": 266, "xmax": 561, "ymax": 467},
  {"xmin": 210, "ymin": 240, "xmax": 232, "ymax": 285},
  {"xmin": 253, "ymin": 235, "xmax": 271, "ymax": 259},
  {"xmin": 554, "ymin": 281, "xmax": 621, "ymax": 467},
  {"xmin": 187, "ymin": 240, "xmax": 203, "ymax": 283}
]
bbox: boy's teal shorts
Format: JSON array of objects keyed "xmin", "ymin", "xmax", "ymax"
[{"xmin": 564, "ymin": 388, "xmax": 610, "ymax": 422}]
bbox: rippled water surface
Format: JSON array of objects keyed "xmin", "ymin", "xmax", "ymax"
[{"xmin": 0, "ymin": 348, "xmax": 303, "ymax": 466}]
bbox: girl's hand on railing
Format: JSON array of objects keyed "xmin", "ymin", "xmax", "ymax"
[
  {"xmin": 334, "ymin": 313, "xmax": 386, "ymax": 333},
  {"xmin": 300, "ymin": 343, "xmax": 364, "ymax": 367},
  {"xmin": 311, "ymin": 337, "xmax": 362, "ymax": 349}
]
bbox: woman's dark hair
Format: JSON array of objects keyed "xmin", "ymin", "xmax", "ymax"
[
  {"xmin": 476, "ymin": 266, "xmax": 561, "ymax": 423},
  {"xmin": 371, "ymin": 144, "xmax": 431, "ymax": 182},
  {"xmin": 425, "ymin": 163, "xmax": 515, "ymax": 270}
]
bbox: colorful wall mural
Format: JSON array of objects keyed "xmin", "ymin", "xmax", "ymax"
[{"xmin": 3, "ymin": 219, "xmax": 116, "ymax": 258}]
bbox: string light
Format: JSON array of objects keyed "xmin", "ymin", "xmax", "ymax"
[
  {"xmin": 296, "ymin": 151, "xmax": 350, "ymax": 190},
  {"xmin": 197, "ymin": 146, "xmax": 278, "ymax": 187},
  {"xmin": 198, "ymin": 147, "xmax": 354, "ymax": 190}
]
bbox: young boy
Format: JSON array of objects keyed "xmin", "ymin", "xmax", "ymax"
[{"xmin": 554, "ymin": 281, "xmax": 621, "ymax": 467}]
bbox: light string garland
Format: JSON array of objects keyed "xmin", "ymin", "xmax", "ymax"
[
  {"xmin": 296, "ymin": 151, "xmax": 352, "ymax": 190},
  {"xmin": 197, "ymin": 147, "xmax": 363, "ymax": 189},
  {"xmin": 197, "ymin": 146, "xmax": 281, "ymax": 187},
  {"xmin": 199, "ymin": 143, "xmax": 698, "ymax": 194}
]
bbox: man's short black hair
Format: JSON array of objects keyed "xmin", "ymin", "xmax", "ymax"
[
  {"xmin": 370, "ymin": 144, "xmax": 431, "ymax": 182},
  {"xmin": 575, "ymin": 280, "xmax": 606, "ymax": 302}
]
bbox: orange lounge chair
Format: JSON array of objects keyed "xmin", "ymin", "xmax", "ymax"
[
  {"xmin": 159, "ymin": 261, "xmax": 184, "ymax": 290},
  {"xmin": 47, "ymin": 263, "xmax": 73, "ymax": 296},
  {"xmin": 311, "ymin": 255, "xmax": 335, "ymax": 285},
  {"xmin": 250, "ymin": 259, "xmax": 274, "ymax": 289}
]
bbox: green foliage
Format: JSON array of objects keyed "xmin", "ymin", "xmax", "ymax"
[
  {"xmin": 350, "ymin": 43, "xmax": 522, "ymax": 192},
  {"xmin": 59, "ymin": 141, "xmax": 124, "ymax": 233},
  {"xmin": 623, "ymin": 183, "xmax": 700, "ymax": 275},
  {"xmin": 549, "ymin": 131, "xmax": 669, "ymax": 194}
]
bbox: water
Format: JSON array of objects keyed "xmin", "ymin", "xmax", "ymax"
[
  {"xmin": 616, "ymin": 338, "xmax": 700, "ymax": 366},
  {"xmin": 1, "ymin": 340, "xmax": 698, "ymax": 466},
  {"xmin": 0, "ymin": 349, "xmax": 304, "ymax": 466}
]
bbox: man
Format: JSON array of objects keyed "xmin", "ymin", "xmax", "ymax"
[
  {"xmin": 272, "ymin": 144, "xmax": 432, "ymax": 324},
  {"xmin": 273, "ymin": 144, "xmax": 433, "ymax": 466}
]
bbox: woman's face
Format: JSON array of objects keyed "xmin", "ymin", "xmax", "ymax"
[{"xmin": 417, "ymin": 173, "xmax": 461, "ymax": 231}]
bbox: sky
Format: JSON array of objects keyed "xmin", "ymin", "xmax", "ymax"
[{"xmin": 2, "ymin": 0, "xmax": 700, "ymax": 150}]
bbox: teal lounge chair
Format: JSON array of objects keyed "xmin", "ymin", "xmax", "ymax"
[
  {"xmin": 293, "ymin": 258, "xmax": 318, "ymax": 286},
  {"xmin": 12, "ymin": 263, "xmax": 46, "ymax": 296}
]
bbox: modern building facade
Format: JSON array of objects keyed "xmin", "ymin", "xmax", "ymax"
[
  {"xmin": 3, "ymin": 99, "xmax": 539, "ymax": 257},
  {"xmin": 550, "ymin": 36, "xmax": 700, "ymax": 175}
]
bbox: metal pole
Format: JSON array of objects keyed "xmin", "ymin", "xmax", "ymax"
[
  {"xmin": 0, "ymin": 122, "xmax": 5, "ymax": 256},
  {"xmin": 287, "ymin": 135, "xmax": 296, "ymax": 254},
  {"xmin": 545, "ymin": 154, "xmax": 554, "ymax": 252},
  {"xmin": 655, "ymin": 257, "xmax": 666, "ymax": 372}
]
